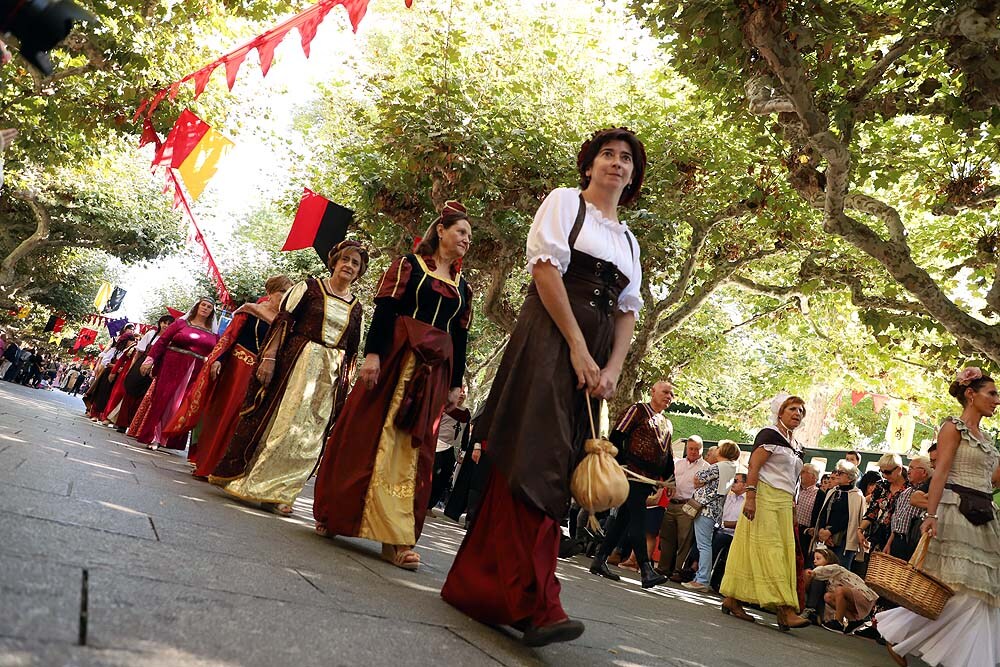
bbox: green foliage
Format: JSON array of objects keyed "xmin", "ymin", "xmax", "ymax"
[{"xmin": 666, "ymin": 412, "xmax": 749, "ymax": 443}]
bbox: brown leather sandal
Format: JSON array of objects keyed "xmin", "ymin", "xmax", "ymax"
[{"xmin": 381, "ymin": 544, "xmax": 420, "ymax": 571}]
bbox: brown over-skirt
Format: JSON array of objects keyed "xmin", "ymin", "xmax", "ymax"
[{"xmin": 475, "ymin": 250, "xmax": 627, "ymax": 519}]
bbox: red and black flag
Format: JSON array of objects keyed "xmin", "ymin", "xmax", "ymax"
[
  {"xmin": 43, "ymin": 315, "xmax": 66, "ymax": 333},
  {"xmin": 73, "ymin": 328, "xmax": 98, "ymax": 351},
  {"xmin": 281, "ymin": 188, "xmax": 353, "ymax": 266}
]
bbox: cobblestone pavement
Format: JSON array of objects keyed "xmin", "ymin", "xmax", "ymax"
[{"xmin": 0, "ymin": 382, "xmax": 903, "ymax": 666}]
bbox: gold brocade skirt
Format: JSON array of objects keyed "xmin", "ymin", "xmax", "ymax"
[
  {"xmin": 719, "ymin": 481, "xmax": 798, "ymax": 610},
  {"xmin": 222, "ymin": 341, "xmax": 345, "ymax": 506},
  {"xmin": 357, "ymin": 354, "xmax": 420, "ymax": 546}
]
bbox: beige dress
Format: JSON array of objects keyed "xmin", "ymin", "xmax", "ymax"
[
  {"xmin": 876, "ymin": 417, "xmax": 1000, "ymax": 667},
  {"xmin": 925, "ymin": 417, "xmax": 1000, "ymax": 605}
]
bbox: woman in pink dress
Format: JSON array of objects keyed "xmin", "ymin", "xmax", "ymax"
[{"xmin": 133, "ymin": 298, "xmax": 219, "ymax": 451}]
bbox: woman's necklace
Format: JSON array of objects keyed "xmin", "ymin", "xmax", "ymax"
[{"xmin": 324, "ymin": 276, "xmax": 351, "ymax": 299}]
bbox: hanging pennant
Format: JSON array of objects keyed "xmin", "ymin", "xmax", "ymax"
[
  {"xmin": 73, "ymin": 328, "xmax": 98, "ymax": 351},
  {"xmin": 886, "ymin": 405, "xmax": 916, "ymax": 453},
  {"xmin": 103, "ymin": 286, "xmax": 127, "ymax": 313},
  {"xmin": 106, "ymin": 317, "xmax": 129, "ymax": 339},
  {"xmin": 144, "ymin": 124, "xmax": 235, "ymax": 310},
  {"xmin": 134, "ymin": 0, "xmax": 385, "ymax": 120},
  {"xmin": 93, "ymin": 282, "xmax": 112, "ymax": 311}
]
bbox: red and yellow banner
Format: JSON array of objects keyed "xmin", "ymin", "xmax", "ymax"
[{"xmin": 153, "ymin": 110, "xmax": 233, "ymax": 200}]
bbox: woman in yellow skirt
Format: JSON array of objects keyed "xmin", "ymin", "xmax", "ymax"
[{"xmin": 721, "ymin": 394, "xmax": 810, "ymax": 631}]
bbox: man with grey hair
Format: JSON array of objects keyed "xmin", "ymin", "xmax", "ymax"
[
  {"xmin": 656, "ymin": 434, "xmax": 709, "ymax": 580},
  {"xmin": 796, "ymin": 463, "xmax": 821, "ymax": 556},
  {"xmin": 885, "ymin": 455, "xmax": 933, "ymax": 561}
]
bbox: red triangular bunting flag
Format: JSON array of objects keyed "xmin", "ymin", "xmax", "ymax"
[
  {"xmin": 342, "ymin": 0, "xmax": 370, "ymax": 31},
  {"xmin": 225, "ymin": 49, "xmax": 250, "ymax": 90},
  {"xmin": 193, "ymin": 64, "xmax": 217, "ymax": 98},
  {"xmin": 298, "ymin": 9, "xmax": 331, "ymax": 57},
  {"xmin": 139, "ymin": 119, "xmax": 160, "ymax": 148},
  {"xmin": 168, "ymin": 81, "xmax": 181, "ymax": 101},
  {"xmin": 166, "ymin": 307, "xmax": 184, "ymax": 319},
  {"xmin": 146, "ymin": 89, "xmax": 169, "ymax": 118},
  {"xmin": 851, "ymin": 390, "xmax": 866, "ymax": 406},
  {"xmin": 872, "ymin": 395, "xmax": 888, "ymax": 413},
  {"xmin": 132, "ymin": 98, "xmax": 149, "ymax": 122},
  {"xmin": 256, "ymin": 32, "xmax": 286, "ymax": 77}
]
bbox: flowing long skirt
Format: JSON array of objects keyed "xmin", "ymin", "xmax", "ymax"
[
  {"xmin": 99, "ymin": 357, "xmax": 135, "ymax": 421},
  {"xmin": 133, "ymin": 351, "xmax": 201, "ymax": 449},
  {"xmin": 441, "ymin": 468, "xmax": 567, "ymax": 628},
  {"xmin": 83, "ymin": 368, "xmax": 115, "ymax": 418},
  {"xmin": 313, "ymin": 317, "xmax": 451, "ymax": 546},
  {"xmin": 214, "ymin": 342, "xmax": 346, "ymax": 505},
  {"xmin": 720, "ymin": 482, "xmax": 798, "ymax": 610},
  {"xmin": 190, "ymin": 349, "xmax": 256, "ymax": 478},
  {"xmin": 877, "ymin": 595, "xmax": 1000, "ymax": 666}
]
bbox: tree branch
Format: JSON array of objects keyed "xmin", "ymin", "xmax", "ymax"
[
  {"xmin": 721, "ymin": 299, "xmax": 796, "ymax": 335},
  {"xmin": 742, "ymin": 5, "xmax": 1000, "ymax": 361},
  {"xmin": 0, "ymin": 189, "xmax": 51, "ymax": 287},
  {"xmin": 846, "ymin": 35, "xmax": 926, "ymax": 104}
]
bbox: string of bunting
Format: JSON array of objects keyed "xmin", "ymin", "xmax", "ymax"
[{"xmin": 132, "ymin": 0, "xmax": 406, "ymax": 122}]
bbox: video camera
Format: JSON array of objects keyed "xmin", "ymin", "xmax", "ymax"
[{"xmin": 0, "ymin": 0, "xmax": 97, "ymax": 75}]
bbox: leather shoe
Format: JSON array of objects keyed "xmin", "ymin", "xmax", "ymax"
[
  {"xmin": 522, "ymin": 619, "xmax": 585, "ymax": 647},
  {"xmin": 639, "ymin": 561, "xmax": 667, "ymax": 589},
  {"xmin": 669, "ymin": 573, "xmax": 684, "ymax": 583},
  {"xmin": 589, "ymin": 556, "xmax": 621, "ymax": 582}
]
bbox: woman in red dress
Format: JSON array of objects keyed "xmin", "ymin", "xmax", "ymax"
[
  {"xmin": 131, "ymin": 299, "xmax": 219, "ymax": 451},
  {"xmin": 114, "ymin": 316, "xmax": 173, "ymax": 433},
  {"xmin": 164, "ymin": 275, "xmax": 292, "ymax": 477},
  {"xmin": 442, "ymin": 129, "xmax": 646, "ymax": 647},
  {"xmin": 313, "ymin": 202, "xmax": 473, "ymax": 571}
]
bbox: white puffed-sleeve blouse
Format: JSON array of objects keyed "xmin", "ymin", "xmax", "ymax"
[{"xmin": 525, "ymin": 187, "xmax": 643, "ymax": 316}]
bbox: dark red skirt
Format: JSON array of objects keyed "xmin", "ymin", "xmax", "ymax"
[
  {"xmin": 191, "ymin": 347, "xmax": 257, "ymax": 477},
  {"xmin": 441, "ymin": 469, "xmax": 567, "ymax": 628},
  {"xmin": 313, "ymin": 316, "xmax": 452, "ymax": 541}
]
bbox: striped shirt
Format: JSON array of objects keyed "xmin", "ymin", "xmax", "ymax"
[{"xmin": 795, "ymin": 484, "xmax": 819, "ymax": 527}]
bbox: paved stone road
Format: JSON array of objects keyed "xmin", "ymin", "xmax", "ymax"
[{"xmin": 0, "ymin": 382, "xmax": 906, "ymax": 666}]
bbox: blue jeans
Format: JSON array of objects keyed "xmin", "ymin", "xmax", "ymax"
[{"xmin": 693, "ymin": 514, "xmax": 716, "ymax": 585}]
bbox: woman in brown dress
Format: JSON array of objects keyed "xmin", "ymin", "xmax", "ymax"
[
  {"xmin": 442, "ymin": 128, "xmax": 646, "ymax": 647},
  {"xmin": 210, "ymin": 242, "xmax": 366, "ymax": 515}
]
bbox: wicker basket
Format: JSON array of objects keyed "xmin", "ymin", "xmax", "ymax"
[{"xmin": 865, "ymin": 533, "xmax": 954, "ymax": 619}]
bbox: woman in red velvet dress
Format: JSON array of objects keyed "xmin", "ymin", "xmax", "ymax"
[
  {"xmin": 132, "ymin": 299, "xmax": 219, "ymax": 451},
  {"xmin": 114, "ymin": 316, "xmax": 173, "ymax": 433},
  {"xmin": 442, "ymin": 128, "xmax": 646, "ymax": 647},
  {"xmin": 313, "ymin": 202, "xmax": 473, "ymax": 572},
  {"xmin": 164, "ymin": 275, "xmax": 292, "ymax": 477}
]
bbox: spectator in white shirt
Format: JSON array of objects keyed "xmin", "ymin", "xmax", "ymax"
[
  {"xmin": 656, "ymin": 435, "xmax": 710, "ymax": 580},
  {"xmin": 710, "ymin": 473, "xmax": 747, "ymax": 591}
]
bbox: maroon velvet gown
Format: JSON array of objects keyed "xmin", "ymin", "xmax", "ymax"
[{"xmin": 312, "ymin": 254, "xmax": 471, "ymax": 547}]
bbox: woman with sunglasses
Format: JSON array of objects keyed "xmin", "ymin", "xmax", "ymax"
[
  {"xmin": 720, "ymin": 394, "xmax": 810, "ymax": 631},
  {"xmin": 856, "ymin": 453, "xmax": 909, "ymax": 556}
]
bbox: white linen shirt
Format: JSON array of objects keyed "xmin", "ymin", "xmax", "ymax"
[
  {"xmin": 757, "ymin": 427, "xmax": 805, "ymax": 496},
  {"xmin": 136, "ymin": 329, "xmax": 157, "ymax": 353},
  {"xmin": 525, "ymin": 187, "xmax": 643, "ymax": 316},
  {"xmin": 98, "ymin": 346, "xmax": 118, "ymax": 365},
  {"xmin": 721, "ymin": 492, "xmax": 746, "ymax": 535},
  {"xmin": 673, "ymin": 457, "xmax": 710, "ymax": 501}
]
